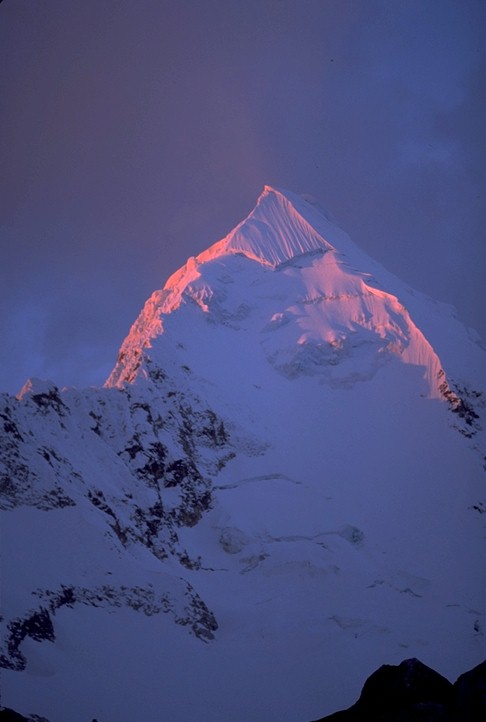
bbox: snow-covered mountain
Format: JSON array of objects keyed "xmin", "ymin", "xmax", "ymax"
[{"xmin": 1, "ymin": 186, "xmax": 484, "ymax": 722}]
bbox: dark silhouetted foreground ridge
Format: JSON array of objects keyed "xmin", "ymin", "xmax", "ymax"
[{"xmin": 312, "ymin": 658, "xmax": 486, "ymax": 721}]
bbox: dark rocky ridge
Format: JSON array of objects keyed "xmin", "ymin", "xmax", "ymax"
[
  {"xmin": 1, "ymin": 581, "xmax": 217, "ymax": 672},
  {"xmin": 0, "ymin": 710, "xmax": 50, "ymax": 722},
  {"xmin": 1, "ymin": 658, "xmax": 484, "ymax": 722},
  {"xmin": 312, "ymin": 657, "xmax": 486, "ymax": 721}
]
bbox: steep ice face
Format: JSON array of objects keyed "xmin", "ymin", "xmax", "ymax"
[
  {"xmin": 199, "ymin": 185, "xmax": 337, "ymax": 267},
  {"xmin": 107, "ymin": 186, "xmax": 450, "ymax": 400}
]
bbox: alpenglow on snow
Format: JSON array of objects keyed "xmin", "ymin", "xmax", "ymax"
[{"xmin": 1, "ymin": 186, "xmax": 484, "ymax": 722}]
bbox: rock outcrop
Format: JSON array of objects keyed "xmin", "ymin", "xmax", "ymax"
[{"xmin": 312, "ymin": 658, "xmax": 486, "ymax": 721}]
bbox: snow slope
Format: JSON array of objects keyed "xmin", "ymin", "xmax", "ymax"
[{"xmin": 1, "ymin": 187, "xmax": 484, "ymax": 722}]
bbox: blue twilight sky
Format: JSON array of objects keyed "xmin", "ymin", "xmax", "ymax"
[{"xmin": 0, "ymin": 0, "xmax": 484, "ymax": 395}]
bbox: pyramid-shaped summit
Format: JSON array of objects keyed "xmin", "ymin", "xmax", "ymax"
[
  {"xmin": 198, "ymin": 185, "xmax": 340, "ymax": 267},
  {"xmin": 107, "ymin": 186, "xmax": 459, "ymax": 402}
]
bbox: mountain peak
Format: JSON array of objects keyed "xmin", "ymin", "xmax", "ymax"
[
  {"xmin": 2, "ymin": 188, "xmax": 484, "ymax": 722},
  {"xmin": 197, "ymin": 185, "xmax": 340, "ymax": 269},
  {"xmin": 105, "ymin": 187, "xmax": 478, "ymax": 408}
]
